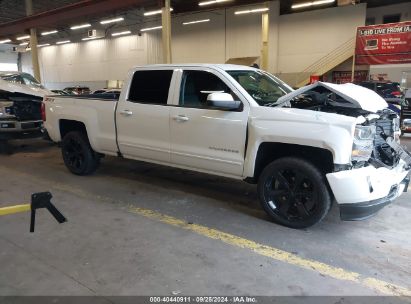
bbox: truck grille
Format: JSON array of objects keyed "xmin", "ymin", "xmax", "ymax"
[{"xmin": 12, "ymin": 100, "xmax": 42, "ymax": 121}]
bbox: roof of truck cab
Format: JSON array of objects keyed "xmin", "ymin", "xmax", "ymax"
[{"xmin": 132, "ymin": 64, "xmax": 257, "ymax": 71}]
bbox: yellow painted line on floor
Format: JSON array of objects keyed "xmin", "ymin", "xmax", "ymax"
[
  {"xmin": 128, "ymin": 206, "xmax": 411, "ymax": 297},
  {"xmin": 1, "ymin": 165, "xmax": 410, "ymax": 296},
  {"xmin": 0, "ymin": 204, "xmax": 30, "ymax": 216}
]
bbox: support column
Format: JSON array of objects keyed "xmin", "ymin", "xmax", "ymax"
[
  {"xmin": 25, "ymin": 0, "xmax": 41, "ymax": 82},
  {"xmin": 261, "ymin": 11, "xmax": 269, "ymax": 71},
  {"xmin": 161, "ymin": 0, "xmax": 172, "ymax": 64}
]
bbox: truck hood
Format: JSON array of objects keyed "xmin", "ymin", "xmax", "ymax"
[
  {"xmin": 0, "ymin": 79, "xmax": 53, "ymax": 98},
  {"xmin": 277, "ymin": 82, "xmax": 388, "ymax": 113}
]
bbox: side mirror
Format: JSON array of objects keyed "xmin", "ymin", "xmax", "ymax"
[{"xmin": 207, "ymin": 92, "xmax": 241, "ymax": 111}]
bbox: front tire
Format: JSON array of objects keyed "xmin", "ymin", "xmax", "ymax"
[
  {"xmin": 61, "ymin": 131, "xmax": 100, "ymax": 175},
  {"xmin": 257, "ymin": 157, "xmax": 331, "ymax": 229}
]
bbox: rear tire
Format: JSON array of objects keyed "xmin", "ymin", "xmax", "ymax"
[
  {"xmin": 257, "ymin": 157, "xmax": 331, "ymax": 229},
  {"xmin": 61, "ymin": 131, "xmax": 100, "ymax": 175}
]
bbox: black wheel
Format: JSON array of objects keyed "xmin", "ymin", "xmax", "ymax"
[
  {"xmin": 258, "ymin": 157, "xmax": 331, "ymax": 229},
  {"xmin": 61, "ymin": 131, "xmax": 100, "ymax": 175}
]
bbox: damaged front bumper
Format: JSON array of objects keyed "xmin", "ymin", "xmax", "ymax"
[
  {"xmin": 0, "ymin": 119, "xmax": 43, "ymax": 140},
  {"xmin": 326, "ymin": 159, "xmax": 410, "ymax": 221}
]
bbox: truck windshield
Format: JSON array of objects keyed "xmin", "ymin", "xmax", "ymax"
[
  {"xmin": 227, "ymin": 70, "xmax": 292, "ymax": 106},
  {"xmin": 0, "ymin": 72, "xmax": 44, "ymax": 89}
]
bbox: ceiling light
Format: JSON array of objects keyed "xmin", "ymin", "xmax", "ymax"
[
  {"xmin": 0, "ymin": 39, "xmax": 11, "ymax": 44},
  {"xmin": 100, "ymin": 17, "xmax": 124, "ymax": 24},
  {"xmin": 26, "ymin": 47, "xmax": 31, "ymax": 51},
  {"xmin": 56, "ymin": 40, "xmax": 70, "ymax": 44},
  {"xmin": 291, "ymin": 0, "xmax": 335, "ymax": 9},
  {"xmin": 112, "ymin": 30, "xmax": 131, "ymax": 37},
  {"xmin": 70, "ymin": 23, "xmax": 91, "ymax": 30},
  {"xmin": 183, "ymin": 19, "xmax": 210, "ymax": 25},
  {"xmin": 19, "ymin": 42, "xmax": 29, "ymax": 46},
  {"xmin": 41, "ymin": 30, "xmax": 58, "ymax": 36},
  {"xmin": 199, "ymin": 0, "xmax": 231, "ymax": 6},
  {"xmin": 140, "ymin": 26, "xmax": 162, "ymax": 32},
  {"xmin": 17, "ymin": 35, "xmax": 30, "ymax": 40},
  {"xmin": 235, "ymin": 8, "xmax": 269, "ymax": 14},
  {"xmin": 82, "ymin": 36, "xmax": 102, "ymax": 41},
  {"xmin": 37, "ymin": 43, "xmax": 50, "ymax": 47},
  {"xmin": 144, "ymin": 8, "xmax": 173, "ymax": 16}
]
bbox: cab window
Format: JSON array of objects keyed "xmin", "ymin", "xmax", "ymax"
[
  {"xmin": 128, "ymin": 70, "xmax": 173, "ymax": 105},
  {"xmin": 179, "ymin": 70, "xmax": 235, "ymax": 108}
]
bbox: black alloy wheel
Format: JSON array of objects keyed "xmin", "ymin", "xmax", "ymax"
[
  {"xmin": 61, "ymin": 131, "xmax": 100, "ymax": 175},
  {"xmin": 258, "ymin": 157, "xmax": 331, "ymax": 229}
]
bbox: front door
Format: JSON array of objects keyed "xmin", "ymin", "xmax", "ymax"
[{"xmin": 170, "ymin": 69, "xmax": 249, "ymax": 177}]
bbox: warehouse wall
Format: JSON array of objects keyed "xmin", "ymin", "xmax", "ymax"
[
  {"xmin": 21, "ymin": 31, "xmax": 162, "ymax": 88},
  {"xmin": 171, "ymin": 1, "xmax": 279, "ymax": 71},
  {"xmin": 0, "ymin": 44, "xmax": 18, "ymax": 70},
  {"xmin": 19, "ymin": 1, "xmax": 367, "ymax": 87},
  {"xmin": 277, "ymin": 3, "xmax": 366, "ymax": 74}
]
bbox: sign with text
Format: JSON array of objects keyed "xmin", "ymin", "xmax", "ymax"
[
  {"xmin": 333, "ymin": 71, "xmax": 368, "ymax": 84},
  {"xmin": 355, "ymin": 21, "xmax": 411, "ymax": 65}
]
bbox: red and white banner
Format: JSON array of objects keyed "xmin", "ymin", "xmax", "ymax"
[{"xmin": 355, "ymin": 21, "xmax": 411, "ymax": 65}]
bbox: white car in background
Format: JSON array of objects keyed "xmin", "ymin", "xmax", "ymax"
[{"xmin": 0, "ymin": 71, "xmax": 52, "ymax": 142}]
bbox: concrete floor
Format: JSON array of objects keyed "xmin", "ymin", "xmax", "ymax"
[{"xmin": 0, "ymin": 137, "xmax": 411, "ymax": 297}]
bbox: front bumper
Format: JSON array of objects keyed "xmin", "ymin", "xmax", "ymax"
[
  {"xmin": 340, "ymin": 176, "xmax": 409, "ymax": 220},
  {"xmin": 0, "ymin": 119, "xmax": 43, "ymax": 140},
  {"xmin": 326, "ymin": 160, "xmax": 409, "ymax": 220}
]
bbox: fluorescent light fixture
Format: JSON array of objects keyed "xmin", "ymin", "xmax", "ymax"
[
  {"xmin": 56, "ymin": 40, "xmax": 70, "ymax": 44},
  {"xmin": 235, "ymin": 8, "xmax": 269, "ymax": 15},
  {"xmin": 291, "ymin": 0, "xmax": 335, "ymax": 9},
  {"xmin": 100, "ymin": 17, "xmax": 124, "ymax": 24},
  {"xmin": 199, "ymin": 0, "xmax": 231, "ymax": 6},
  {"xmin": 37, "ymin": 43, "xmax": 50, "ymax": 47},
  {"xmin": 140, "ymin": 26, "xmax": 162, "ymax": 32},
  {"xmin": 82, "ymin": 36, "xmax": 102, "ymax": 41},
  {"xmin": 19, "ymin": 42, "xmax": 29, "ymax": 46},
  {"xmin": 17, "ymin": 35, "xmax": 30, "ymax": 40},
  {"xmin": 41, "ymin": 30, "xmax": 58, "ymax": 36},
  {"xmin": 70, "ymin": 23, "xmax": 91, "ymax": 30},
  {"xmin": 183, "ymin": 19, "xmax": 210, "ymax": 25},
  {"xmin": 0, "ymin": 39, "xmax": 11, "ymax": 44},
  {"xmin": 112, "ymin": 30, "xmax": 131, "ymax": 37},
  {"xmin": 144, "ymin": 8, "xmax": 173, "ymax": 16}
]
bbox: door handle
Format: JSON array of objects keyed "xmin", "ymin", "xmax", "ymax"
[
  {"xmin": 120, "ymin": 110, "xmax": 133, "ymax": 117},
  {"xmin": 173, "ymin": 115, "xmax": 189, "ymax": 122}
]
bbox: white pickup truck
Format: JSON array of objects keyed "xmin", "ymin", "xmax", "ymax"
[{"xmin": 43, "ymin": 64, "xmax": 411, "ymax": 228}]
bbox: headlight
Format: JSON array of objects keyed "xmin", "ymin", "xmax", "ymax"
[{"xmin": 352, "ymin": 125, "xmax": 376, "ymax": 162}]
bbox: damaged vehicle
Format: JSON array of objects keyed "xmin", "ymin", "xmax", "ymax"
[
  {"xmin": 43, "ymin": 64, "xmax": 411, "ymax": 228},
  {"xmin": 0, "ymin": 71, "xmax": 52, "ymax": 143}
]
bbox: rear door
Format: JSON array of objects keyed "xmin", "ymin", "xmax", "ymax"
[
  {"xmin": 116, "ymin": 69, "xmax": 175, "ymax": 164},
  {"xmin": 169, "ymin": 69, "xmax": 249, "ymax": 177}
]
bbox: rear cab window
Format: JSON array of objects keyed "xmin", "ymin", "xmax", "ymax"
[{"xmin": 128, "ymin": 70, "xmax": 173, "ymax": 105}]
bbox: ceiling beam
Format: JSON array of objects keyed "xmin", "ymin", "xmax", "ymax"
[{"xmin": 0, "ymin": 0, "xmax": 153, "ymax": 38}]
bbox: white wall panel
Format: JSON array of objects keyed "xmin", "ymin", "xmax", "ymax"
[
  {"xmin": 172, "ymin": 10, "xmax": 226, "ymax": 63},
  {"xmin": 30, "ymin": 33, "xmax": 162, "ymax": 88},
  {"xmin": 278, "ymin": 3, "xmax": 366, "ymax": 73},
  {"xmin": 226, "ymin": 6, "xmax": 262, "ymax": 60},
  {"xmin": 19, "ymin": 0, "xmax": 372, "ymax": 86}
]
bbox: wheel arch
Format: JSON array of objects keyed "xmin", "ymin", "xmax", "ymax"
[{"xmin": 248, "ymin": 142, "xmax": 334, "ymax": 183}]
